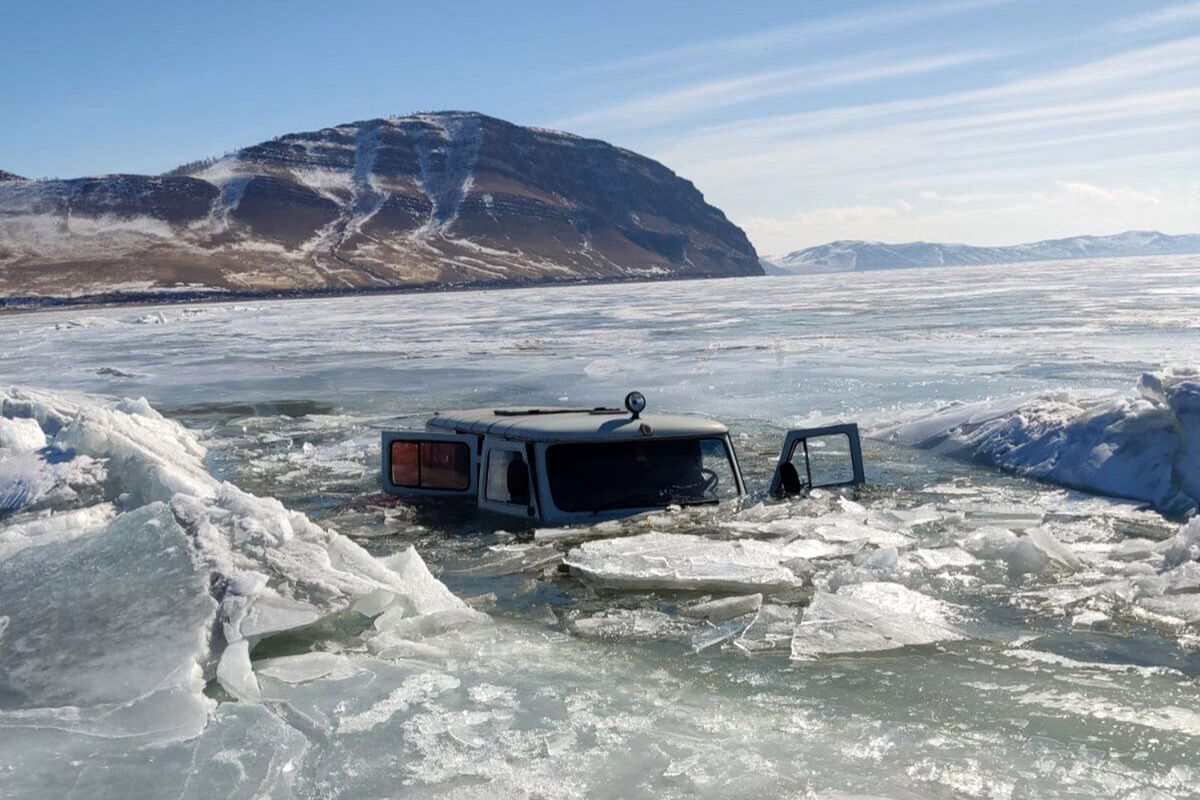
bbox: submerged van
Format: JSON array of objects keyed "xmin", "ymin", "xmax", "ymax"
[{"xmin": 381, "ymin": 392, "xmax": 865, "ymax": 525}]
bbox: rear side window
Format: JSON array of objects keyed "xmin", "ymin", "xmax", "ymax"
[
  {"xmin": 485, "ymin": 449, "xmax": 531, "ymax": 505},
  {"xmin": 390, "ymin": 441, "xmax": 470, "ymax": 490}
]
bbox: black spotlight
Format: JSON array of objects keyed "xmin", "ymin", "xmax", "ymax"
[{"xmin": 624, "ymin": 391, "xmax": 647, "ymax": 419}]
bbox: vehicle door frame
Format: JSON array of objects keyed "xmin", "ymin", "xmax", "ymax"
[
  {"xmin": 478, "ymin": 436, "xmax": 541, "ymax": 520},
  {"xmin": 768, "ymin": 423, "xmax": 865, "ymax": 496}
]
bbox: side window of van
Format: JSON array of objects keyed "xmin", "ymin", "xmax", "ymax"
[{"xmin": 486, "ymin": 449, "xmax": 531, "ymax": 506}]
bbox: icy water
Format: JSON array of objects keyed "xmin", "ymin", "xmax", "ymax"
[{"xmin": 2, "ymin": 255, "xmax": 1200, "ymax": 799}]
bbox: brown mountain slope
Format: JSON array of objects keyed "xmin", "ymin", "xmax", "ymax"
[{"xmin": 0, "ymin": 112, "xmax": 761, "ymax": 301}]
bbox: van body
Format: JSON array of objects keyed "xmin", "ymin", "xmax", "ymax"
[{"xmin": 381, "ymin": 400, "xmax": 864, "ymax": 526}]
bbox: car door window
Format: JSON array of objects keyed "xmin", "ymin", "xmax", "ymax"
[
  {"xmin": 770, "ymin": 423, "xmax": 865, "ymax": 496},
  {"xmin": 486, "ymin": 448, "xmax": 530, "ymax": 505},
  {"xmin": 791, "ymin": 433, "xmax": 855, "ymax": 487}
]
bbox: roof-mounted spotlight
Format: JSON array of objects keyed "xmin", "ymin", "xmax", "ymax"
[{"xmin": 624, "ymin": 391, "xmax": 647, "ymax": 420}]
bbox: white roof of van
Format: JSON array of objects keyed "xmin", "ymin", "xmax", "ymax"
[{"xmin": 426, "ymin": 407, "xmax": 728, "ymax": 442}]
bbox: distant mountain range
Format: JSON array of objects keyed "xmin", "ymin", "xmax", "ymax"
[
  {"xmin": 0, "ymin": 112, "xmax": 761, "ymax": 303},
  {"xmin": 765, "ymin": 231, "xmax": 1200, "ymax": 273}
]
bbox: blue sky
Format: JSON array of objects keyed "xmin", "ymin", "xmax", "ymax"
[{"xmin": 3, "ymin": 0, "xmax": 1199, "ymax": 251}]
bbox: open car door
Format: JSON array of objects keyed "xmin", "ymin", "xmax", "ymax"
[
  {"xmin": 381, "ymin": 431, "xmax": 478, "ymax": 498},
  {"xmin": 769, "ymin": 423, "xmax": 865, "ymax": 497}
]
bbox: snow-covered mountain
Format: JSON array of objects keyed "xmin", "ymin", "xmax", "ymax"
[
  {"xmin": 768, "ymin": 231, "xmax": 1200, "ymax": 273},
  {"xmin": 0, "ymin": 112, "xmax": 761, "ymax": 301},
  {"xmin": 0, "ymin": 170, "xmax": 26, "ymax": 182}
]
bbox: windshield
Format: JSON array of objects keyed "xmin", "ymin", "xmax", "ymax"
[{"xmin": 545, "ymin": 437, "xmax": 739, "ymax": 513}]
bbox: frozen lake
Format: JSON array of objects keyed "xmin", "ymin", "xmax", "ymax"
[{"xmin": 2, "ymin": 254, "xmax": 1200, "ymax": 799}]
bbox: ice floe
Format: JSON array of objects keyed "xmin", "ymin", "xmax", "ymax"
[
  {"xmin": 564, "ymin": 531, "xmax": 808, "ymax": 594},
  {"xmin": 0, "ymin": 386, "xmax": 482, "ymax": 755},
  {"xmin": 876, "ymin": 369, "xmax": 1200, "ymax": 515},
  {"xmin": 791, "ymin": 582, "xmax": 965, "ymax": 660}
]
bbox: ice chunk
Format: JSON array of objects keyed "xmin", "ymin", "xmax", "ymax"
[
  {"xmin": 734, "ymin": 604, "xmax": 798, "ymax": 655},
  {"xmin": 570, "ymin": 609, "xmax": 703, "ymax": 642},
  {"xmin": 564, "ymin": 532, "xmax": 806, "ymax": 594},
  {"xmin": 216, "ymin": 640, "xmax": 262, "ymax": 703},
  {"xmin": 534, "ymin": 521, "xmax": 622, "ymax": 544},
  {"xmin": 912, "ymin": 546, "xmax": 977, "ymax": 571},
  {"xmin": 876, "ymin": 372, "xmax": 1200, "ymax": 516},
  {"xmin": 172, "ymin": 484, "xmax": 481, "ymax": 649},
  {"xmin": 0, "ymin": 387, "xmax": 483, "ymax": 756},
  {"xmin": 1071, "ymin": 609, "xmax": 1109, "ymax": 627},
  {"xmin": 691, "ymin": 614, "xmax": 758, "ymax": 652},
  {"xmin": 0, "ymin": 702, "xmax": 306, "ymax": 800},
  {"xmin": 444, "ymin": 543, "xmax": 563, "ymax": 577},
  {"xmin": 1026, "ymin": 527, "xmax": 1082, "ymax": 571},
  {"xmin": 235, "ymin": 594, "xmax": 323, "ymax": 642},
  {"xmin": 791, "ymin": 582, "xmax": 964, "ymax": 660},
  {"xmin": 0, "ymin": 502, "xmax": 214, "ymax": 710},
  {"xmin": 254, "ymin": 652, "xmax": 362, "ymax": 684},
  {"xmin": 964, "ymin": 527, "xmax": 1079, "ymax": 576},
  {"xmin": 1163, "ymin": 518, "xmax": 1200, "ymax": 569},
  {"xmin": 0, "ymin": 416, "xmax": 46, "ymax": 451},
  {"xmin": 0, "ymin": 503, "xmax": 117, "ymax": 562},
  {"xmin": 679, "ymin": 593, "xmax": 763, "ymax": 622},
  {"xmin": 368, "ymin": 605, "xmax": 489, "ymax": 655},
  {"xmin": 1136, "ymin": 594, "xmax": 1200, "ymax": 624}
]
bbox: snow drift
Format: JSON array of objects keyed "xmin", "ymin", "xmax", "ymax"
[
  {"xmin": 874, "ymin": 369, "xmax": 1200, "ymax": 516},
  {"xmin": 0, "ymin": 387, "xmax": 483, "ymax": 746}
]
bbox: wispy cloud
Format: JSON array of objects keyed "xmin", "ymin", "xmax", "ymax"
[
  {"xmin": 1054, "ymin": 180, "xmax": 1160, "ymax": 205},
  {"xmin": 650, "ymin": 33, "xmax": 1200, "ymax": 192},
  {"xmin": 554, "ymin": 3, "xmax": 1200, "ymax": 251},
  {"xmin": 633, "ymin": 26, "xmax": 1200, "ymax": 251},
  {"xmin": 582, "ymin": 0, "xmax": 1019, "ymax": 75},
  {"xmin": 551, "ymin": 50, "xmax": 1001, "ymax": 132},
  {"xmin": 671, "ymin": 33, "xmax": 1200, "ymax": 149},
  {"xmin": 1106, "ymin": 1, "xmax": 1200, "ymax": 34}
]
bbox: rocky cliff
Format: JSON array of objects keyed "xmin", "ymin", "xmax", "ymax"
[{"xmin": 0, "ymin": 112, "xmax": 761, "ymax": 301}]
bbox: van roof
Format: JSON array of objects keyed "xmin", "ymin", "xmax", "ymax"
[{"xmin": 427, "ymin": 407, "xmax": 729, "ymax": 442}]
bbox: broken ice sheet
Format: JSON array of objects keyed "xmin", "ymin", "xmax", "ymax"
[
  {"xmin": 791, "ymin": 582, "xmax": 965, "ymax": 661},
  {"xmin": 0, "ymin": 702, "xmax": 305, "ymax": 800},
  {"xmin": 570, "ymin": 608, "xmax": 705, "ymax": 642},
  {"xmin": 0, "ymin": 502, "xmax": 214, "ymax": 713},
  {"xmin": 254, "ymin": 651, "xmax": 364, "ymax": 684},
  {"xmin": 963, "ymin": 526, "xmax": 1082, "ymax": 577},
  {"xmin": 564, "ymin": 531, "xmax": 806, "ymax": 594},
  {"xmin": 911, "ymin": 546, "xmax": 977, "ymax": 571},
  {"xmin": 691, "ymin": 613, "xmax": 758, "ymax": 653},
  {"xmin": 679, "ymin": 593, "xmax": 763, "ymax": 622},
  {"xmin": 444, "ymin": 543, "xmax": 563, "ymax": 576}
]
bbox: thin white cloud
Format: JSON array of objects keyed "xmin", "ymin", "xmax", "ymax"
[
  {"xmin": 669, "ymin": 33, "xmax": 1200, "ymax": 150},
  {"xmin": 645, "ymin": 32, "xmax": 1200, "ymax": 199},
  {"xmin": 551, "ymin": 50, "xmax": 1001, "ymax": 132},
  {"xmin": 555, "ymin": 6, "xmax": 1200, "ymax": 251},
  {"xmin": 1054, "ymin": 181, "xmax": 1161, "ymax": 205},
  {"xmin": 1106, "ymin": 1, "xmax": 1200, "ymax": 34},
  {"xmin": 582, "ymin": 0, "xmax": 1019, "ymax": 75}
]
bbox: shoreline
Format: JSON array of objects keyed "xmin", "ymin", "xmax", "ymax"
[{"xmin": 0, "ymin": 271, "xmax": 764, "ymax": 314}]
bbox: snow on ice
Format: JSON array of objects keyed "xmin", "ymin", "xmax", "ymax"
[
  {"xmin": 876, "ymin": 369, "xmax": 1200, "ymax": 516},
  {"xmin": 0, "ymin": 387, "xmax": 483, "ymax": 774}
]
